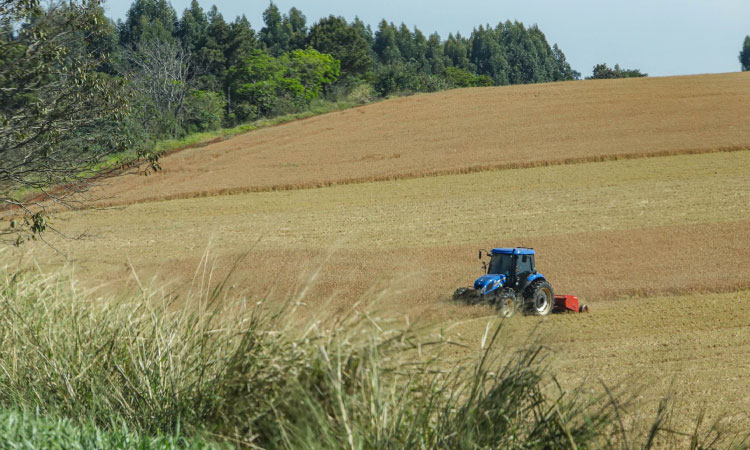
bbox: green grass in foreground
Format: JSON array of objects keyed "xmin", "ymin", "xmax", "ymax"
[
  {"xmin": 0, "ymin": 408, "xmax": 224, "ymax": 449},
  {"xmin": 0, "ymin": 258, "xmax": 741, "ymax": 449}
]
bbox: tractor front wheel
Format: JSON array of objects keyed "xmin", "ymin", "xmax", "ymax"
[
  {"xmin": 453, "ymin": 287, "xmax": 469, "ymax": 300},
  {"xmin": 525, "ymin": 280, "xmax": 554, "ymax": 316},
  {"xmin": 495, "ymin": 290, "xmax": 516, "ymax": 318}
]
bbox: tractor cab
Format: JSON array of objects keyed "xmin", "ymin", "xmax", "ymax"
[{"xmin": 484, "ymin": 248, "xmax": 537, "ymax": 288}]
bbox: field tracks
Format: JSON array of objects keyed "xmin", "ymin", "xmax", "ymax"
[{"xmin": 92, "ymin": 145, "xmax": 750, "ymax": 208}]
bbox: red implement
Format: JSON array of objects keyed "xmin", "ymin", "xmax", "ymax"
[{"xmin": 553, "ymin": 295, "xmax": 589, "ymax": 313}]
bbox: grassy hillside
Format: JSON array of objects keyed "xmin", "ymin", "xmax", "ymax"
[
  {"xmin": 88, "ymin": 72, "xmax": 750, "ymax": 206},
  {"xmin": 8, "ymin": 73, "xmax": 750, "ymax": 436}
]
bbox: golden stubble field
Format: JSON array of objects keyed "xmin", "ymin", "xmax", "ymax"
[
  {"xmin": 442, "ymin": 290, "xmax": 750, "ymax": 432},
  {"xmin": 88, "ymin": 72, "xmax": 750, "ymax": 206},
  {"xmin": 26, "ymin": 151, "xmax": 750, "ymax": 313},
  {"xmin": 7, "ymin": 75, "xmax": 750, "ymax": 433}
]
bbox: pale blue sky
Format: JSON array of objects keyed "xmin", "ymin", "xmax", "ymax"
[{"xmin": 105, "ymin": 0, "xmax": 750, "ymax": 77}]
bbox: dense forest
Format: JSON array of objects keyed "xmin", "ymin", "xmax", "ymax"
[{"xmin": 112, "ymin": 0, "xmax": 578, "ymax": 139}]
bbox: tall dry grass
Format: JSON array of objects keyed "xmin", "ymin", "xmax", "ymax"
[{"xmin": 0, "ymin": 261, "xmax": 742, "ymax": 448}]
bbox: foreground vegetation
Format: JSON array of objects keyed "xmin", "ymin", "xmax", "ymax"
[
  {"xmin": 0, "ymin": 408, "xmax": 223, "ymax": 449},
  {"xmin": 1, "ymin": 265, "xmax": 740, "ymax": 448}
]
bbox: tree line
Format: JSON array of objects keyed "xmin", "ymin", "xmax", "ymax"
[
  {"xmin": 587, "ymin": 63, "xmax": 646, "ymax": 79},
  {"xmin": 112, "ymin": 0, "xmax": 579, "ymax": 137}
]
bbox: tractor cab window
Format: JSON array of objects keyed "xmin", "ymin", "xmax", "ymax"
[
  {"xmin": 517, "ymin": 255, "xmax": 533, "ymax": 274},
  {"xmin": 488, "ymin": 254, "xmax": 514, "ymax": 276}
]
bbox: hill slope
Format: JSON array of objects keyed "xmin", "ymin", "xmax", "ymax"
[
  {"xmin": 92, "ymin": 72, "xmax": 750, "ymax": 206},
  {"xmin": 43, "ymin": 151, "xmax": 750, "ymax": 308},
  {"xmin": 18, "ymin": 74, "xmax": 750, "ymax": 432}
]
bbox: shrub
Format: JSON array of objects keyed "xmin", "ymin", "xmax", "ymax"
[
  {"xmin": 445, "ymin": 66, "xmax": 495, "ymax": 88},
  {"xmin": 588, "ymin": 63, "xmax": 647, "ymax": 79},
  {"xmin": 184, "ymin": 90, "xmax": 226, "ymax": 134},
  {"xmin": 346, "ymin": 83, "xmax": 376, "ymax": 105}
]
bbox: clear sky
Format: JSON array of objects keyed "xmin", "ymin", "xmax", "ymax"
[{"xmin": 104, "ymin": 0, "xmax": 750, "ymax": 77}]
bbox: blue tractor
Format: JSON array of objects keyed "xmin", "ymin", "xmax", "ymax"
[{"xmin": 453, "ymin": 247, "xmax": 555, "ymax": 317}]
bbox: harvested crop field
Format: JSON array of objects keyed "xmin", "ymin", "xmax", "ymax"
[
  {"xmin": 444, "ymin": 290, "xmax": 750, "ymax": 432},
  {"xmin": 8, "ymin": 74, "xmax": 750, "ymax": 432},
  {"xmin": 26, "ymin": 151, "xmax": 750, "ymax": 315},
  {"xmin": 89, "ymin": 72, "xmax": 750, "ymax": 206}
]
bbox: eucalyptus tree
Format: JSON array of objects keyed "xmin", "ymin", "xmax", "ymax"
[{"xmin": 308, "ymin": 15, "xmax": 372, "ymax": 77}]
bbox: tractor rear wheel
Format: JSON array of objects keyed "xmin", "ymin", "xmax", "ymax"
[
  {"xmin": 495, "ymin": 289, "xmax": 516, "ymax": 318},
  {"xmin": 525, "ymin": 280, "xmax": 554, "ymax": 316}
]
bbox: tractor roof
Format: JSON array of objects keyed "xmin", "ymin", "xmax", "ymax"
[{"xmin": 491, "ymin": 248, "xmax": 535, "ymax": 255}]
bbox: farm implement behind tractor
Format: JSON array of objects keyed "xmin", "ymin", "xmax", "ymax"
[{"xmin": 453, "ymin": 247, "xmax": 588, "ymax": 317}]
